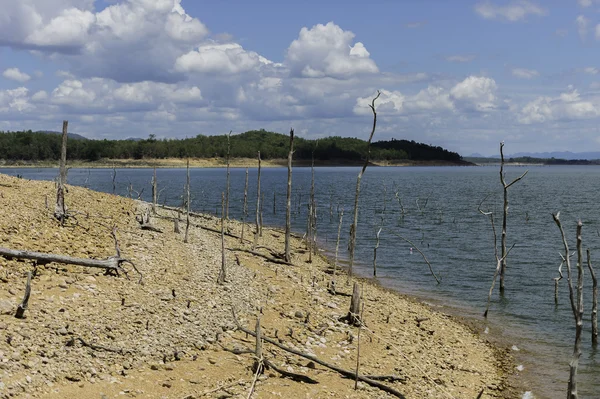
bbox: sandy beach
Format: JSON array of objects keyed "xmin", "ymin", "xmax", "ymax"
[{"xmin": 0, "ymin": 174, "xmax": 522, "ymax": 398}]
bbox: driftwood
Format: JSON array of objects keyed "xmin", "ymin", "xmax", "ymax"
[
  {"xmin": 15, "ymin": 271, "xmax": 31, "ymax": 319},
  {"xmin": 232, "ymin": 309, "xmax": 406, "ymax": 398},
  {"xmin": 156, "ymin": 214, "xmax": 243, "ymax": 241},
  {"xmin": 0, "ymin": 228, "xmax": 142, "ymax": 283},
  {"xmin": 227, "ymin": 248, "xmax": 293, "ymax": 266},
  {"xmin": 67, "ymin": 336, "xmax": 130, "ymax": 355}
]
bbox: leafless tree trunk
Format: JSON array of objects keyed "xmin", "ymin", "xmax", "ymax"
[
  {"xmin": 241, "ymin": 168, "xmax": 249, "ymax": 243},
  {"xmin": 184, "ymin": 158, "xmax": 191, "ymax": 244},
  {"xmin": 553, "ymin": 213, "xmax": 583, "ymax": 399},
  {"xmin": 253, "ymin": 152, "xmax": 261, "ymax": 250},
  {"xmin": 333, "ymin": 208, "xmax": 344, "ymax": 279},
  {"xmin": 15, "ymin": 272, "xmax": 31, "ymax": 319},
  {"xmin": 373, "ymin": 187, "xmax": 387, "ymax": 276},
  {"xmin": 152, "ymin": 166, "xmax": 157, "ymax": 214},
  {"xmin": 218, "ymin": 192, "xmax": 226, "ymax": 284},
  {"xmin": 499, "ymin": 142, "xmax": 528, "ymax": 293},
  {"xmin": 348, "ymin": 91, "xmax": 380, "ymax": 277},
  {"xmin": 587, "ymin": 249, "xmax": 598, "ymax": 346},
  {"xmin": 54, "ymin": 121, "xmax": 68, "ymax": 224},
  {"xmin": 112, "ymin": 164, "xmax": 117, "ymax": 195},
  {"xmin": 225, "ymin": 131, "xmax": 231, "ymax": 219},
  {"xmin": 555, "ymin": 257, "xmax": 565, "ymax": 305},
  {"xmin": 259, "ymin": 193, "xmax": 264, "ymax": 237},
  {"xmin": 479, "ymin": 196, "xmax": 515, "ymax": 317},
  {"xmin": 285, "ymin": 129, "xmax": 294, "ymax": 262}
]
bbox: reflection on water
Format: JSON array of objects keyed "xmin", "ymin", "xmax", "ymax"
[{"xmin": 4, "ymin": 165, "xmax": 600, "ymax": 398}]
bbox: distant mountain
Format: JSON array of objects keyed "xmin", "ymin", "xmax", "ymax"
[
  {"xmin": 507, "ymin": 151, "xmax": 600, "ymax": 160},
  {"xmin": 36, "ymin": 130, "xmax": 89, "ymax": 141}
]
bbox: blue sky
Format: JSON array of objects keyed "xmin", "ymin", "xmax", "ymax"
[{"xmin": 1, "ymin": 0, "xmax": 600, "ymax": 156}]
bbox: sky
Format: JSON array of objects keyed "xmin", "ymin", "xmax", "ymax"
[{"xmin": 1, "ymin": 0, "xmax": 600, "ymax": 156}]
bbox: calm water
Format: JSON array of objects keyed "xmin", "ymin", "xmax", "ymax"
[{"xmin": 4, "ymin": 165, "xmax": 600, "ymax": 398}]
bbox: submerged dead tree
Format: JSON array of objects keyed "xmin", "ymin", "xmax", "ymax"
[
  {"xmin": 285, "ymin": 129, "xmax": 294, "ymax": 263},
  {"xmin": 241, "ymin": 168, "xmax": 249, "ymax": 243},
  {"xmin": 218, "ymin": 192, "xmax": 226, "ymax": 284},
  {"xmin": 184, "ymin": 158, "xmax": 191, "ymax": 244},
  {"xmin": 498, "ymin": 142, "xmax": 528, "ymax": 293},
  {"xmin": 151, "ymin": 166, "xmax": 158, "ymax": 214},
  {"xmin": 253, "ymin": 152, "xmax": 262, "ymax": 250},
  {"xmin": 54, "ymin": 120, "xmax": 68, "ymax": 224},
  {"xmin": 225, "ymin": 130, "xmax": 231, "ymax": 219},
  {"xmin": 553, "ymin": 214, "xmax": 584, "ymax": 399},
  {"xmin": 348, "ymin": 91, "xmax": 380, "ymax": 277},
  {"xmin": 587, "ymin": 249, "xmax": 598, "ymax": 346}
]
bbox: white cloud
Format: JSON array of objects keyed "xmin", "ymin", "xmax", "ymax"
[
  {"xmin": 175, "ymin": 42, "xmax": 273, "ymax": 75},
  {"xmin": 286, "ymin": 22, "xmax": 378, "ymax": 79},
  {"xmin": 577, "ymin": 15, "xmax": 589, "ymax": 40},
  {"xmin": 31, "ymin": 90, "xmax": 48, "ymax": 101},
  {"xmin": 445, "ymin": 55, "xmax": 476, "ymax": 63},
  {"xmin": 474, "ymin": 1, "xmax": 546, "ymax": 22},
  {"xmin": 0, "ymin": 87, "xmax": 32, "ymax": 113},
  {"xmin": 450, "ymin": 76, "xmax": 497, "ymax": 111},
  {"xmin": 0, "ymin": 0, "xmax": 209, "ymax": 83},
  {"xmin": 2, "ymin": 68, "xmax": 31, "ymax": 82},
  {"xmin": 354, "ymin": 90, "xmax": 404, "ymax": 115},
  {"xmin": 584, "ymin": 67, "xmax": 599, "ymax": 75},
  {"xmin": 511, "ymin": 68, "xmax": 539, "ymax": 79},
  {"xmin": 519, "ymin": 86, "xmax": 600, "ymax": 123},
  {"xmin": 579, "ymin": 0, "xmax": 593, "ymax": 6}
]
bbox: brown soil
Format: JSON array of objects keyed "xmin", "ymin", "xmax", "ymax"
[{"xmin": 0, "ymin": 174, "xmax": 522, "ymax": 398}]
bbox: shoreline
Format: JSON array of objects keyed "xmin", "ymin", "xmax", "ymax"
[
  {"xmin": 0, "ymin": 174, "xmax": 524, "ymax": 398},
  {"xmin": 0, "ymin": 157, "xmax": 473, "ymax": 169}
]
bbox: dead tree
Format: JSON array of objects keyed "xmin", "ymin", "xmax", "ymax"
[
  {"xmin": 225, "ymin": 130, "xmax": 231, "ymax": 219},
  {"xmin": 54, "ymin": 120, "xmax": 68, "ymax": 224},
  {"xmin": 499, "ymin": 142, "xmax": 528, "ymax": 293},
  {"xmin": 479, "ymin": 196, "xmax": 515, "ymax": 317},
  {"xmin": 587, "ymin": 249, "xmax": 598, "ymax": 346},
  {"xmin": 184, "ymin": 158, "xmax": 191, "ymax": 244},
  {"xmin": 340, "ymin": 282, "xmax": 362, "ymax": 326},
  {"xmin": 253, "ymin": 152, "xmax": 261, "ymax": 250},
  {"xmin": 333, "ymin": 208, "xmax": 344, "ymax": 279},
  {"xmin": 15, "ymin": 272, "xmax": 31, "ymax": 319},
  {"xmin": 151, "ymin": 166, "xmax": 158, "ymax": 214},
  {"xmin": 553, "ymin": 213, "xmax": 583, "ymax": 399},
  {"xmin": 112, "ymin": 164, "xmax": 117, "ymax": 195},
  {"xmin": 241, "ymin": 168, "xmax": 249, "ymax": 243},
  {"xmin": 554, "ymin": 257, "xmax": 565, "ymax": 304},
  {"xmin": 218, "ymin": 192, "xmax": 226, "ymax": 284},
  {"xmin": 348, "ymin": 91, "xmax": 380, "ymax": 277},
  {"xmin": 373, "ymin": 187, "xmax": 386, "ymax": 276}
]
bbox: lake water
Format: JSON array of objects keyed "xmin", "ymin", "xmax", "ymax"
[{"xmin": 3, "ymin": 165, "xmax": 600, "ymax": 398}]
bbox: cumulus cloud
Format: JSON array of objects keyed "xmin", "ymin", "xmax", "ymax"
[
  {"xmin": 2, "ymin": 68, "xmax": 31, "ymax": 82},
  {"xmin": 579, "ymin": 0, "xmax": 593, "ymax": 6},
  {"xmin": 175, "ymin": 42, "xmax": 274, "ymax": 75},
  {"xmin": 474, "ymin": 1, "xmax": 547, "ymax": 22},
  {"xmin": 511, "ymin": 68, "xmax": 539, "ymax": 79},
  {"xmin": 286, "ymin": 22, "xmax": 378, "ymax": 79},
  {"xmin": 0, "ymin": 87, "xmax": 32, "ymax": 113},
  {"xmin": 0, "ymin": 0, "xmax": 209, "ymax": 82},
  {"xmin": 577, "ymin": 15, "xmax": 589, "ymax": 40},
  {"xmin": 519, "ymin": 86, "xmax": 600, "ymax": 123},
  {"xmin": 450, "ymin": 76, "xmax": 497, "ymax": 111}
]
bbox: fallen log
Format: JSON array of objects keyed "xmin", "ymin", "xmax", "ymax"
[
  {"xmin": 0, "ymin": 228, "xmax": 142, "ymax": 283},
  {"xmin": 232, "ymin": 309, "xmax": 406, "ymax": 398},
  {"xmin": 227, "ymin": 248, "xmax": 294, "ymax": 266}
]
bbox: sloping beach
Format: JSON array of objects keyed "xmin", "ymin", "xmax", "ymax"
[{"xmin": 0, "ymin": 174, "xmax": 521, "ymax": 398}]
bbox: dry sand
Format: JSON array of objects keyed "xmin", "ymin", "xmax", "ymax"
[{"xmin": 0, "ymin": 174, "xmax": 523, "ymax": 398}]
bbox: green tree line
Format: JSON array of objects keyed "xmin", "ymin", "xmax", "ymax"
[{"xmin": 0, "ymin": 129, "xmax": 464, "ymax": 163}]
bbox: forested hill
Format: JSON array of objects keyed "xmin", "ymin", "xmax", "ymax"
[{"xmin": 0, "ymin": 129, "xmax": 467, "ymax": 164}]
